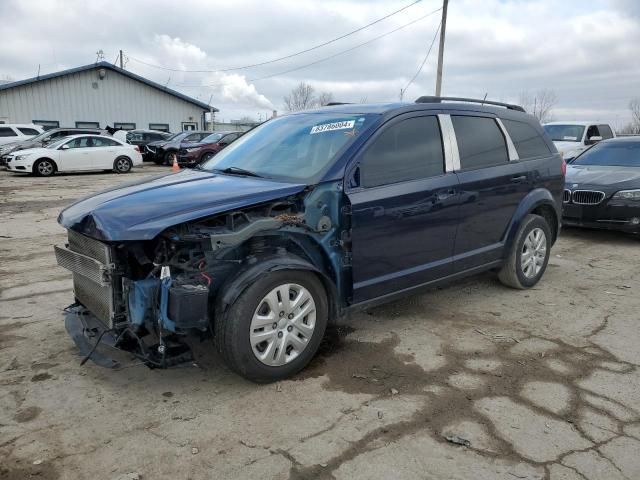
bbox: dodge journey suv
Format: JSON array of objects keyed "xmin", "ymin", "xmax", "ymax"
[{"xmin": 55, "ymin": 97, "xmax": 564, "ymax": 382}]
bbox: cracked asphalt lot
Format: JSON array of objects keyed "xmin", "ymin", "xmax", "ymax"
[{"xmin": 1, "ymin": 167, "xmax": 639, "ymax": 480}]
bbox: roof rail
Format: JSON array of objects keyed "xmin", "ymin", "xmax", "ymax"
[
  {"xmin": 414, "ymin": 96, "xmax": 525, "ymax": 112},
  {"xmin": 324, "ymin": 102, "xmax": 353, "ymax": 106}
]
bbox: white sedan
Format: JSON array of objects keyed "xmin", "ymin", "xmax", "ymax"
[{"xmin": 4, "ymin": 134, "xmax": 143, "ymax": 176}]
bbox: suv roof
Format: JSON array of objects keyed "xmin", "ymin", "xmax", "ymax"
[
  {"xmin": 0, "ymin": 123, "xmax": 43, "ymax": 128},
  {"xmin": 301, "ymin": 96, "xmax": 533, "ymax": 121}
]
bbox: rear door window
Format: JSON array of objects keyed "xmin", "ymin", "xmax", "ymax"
[
  {"xmin": 586, "ymin": 125, "xmax": 601, "ymax": 139},
  {"xmin": 501, "ymin": 119, "xmax": 550, "ymax": 159},
  {"xmin": 360, "ymin": 116, "xmax": 444, "ymax": 188},
  {"xmin": 451, "ymin": 116, "xmax": 509, "ymax": 169}
]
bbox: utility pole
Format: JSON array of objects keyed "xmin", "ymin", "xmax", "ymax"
[
  {"xmin": 435, "ymin": 0, "xmax": 448, "ymax": 97},
  {"xmin": 119, "ymin": 50, "xmax": 124, "ymax": 69}
]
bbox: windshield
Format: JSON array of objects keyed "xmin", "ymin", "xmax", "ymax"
[
  {"xmin": 572, "ymin": 141, "xmax": 640, "ymax": 167},
  {"xmin": 543, "ymin": 124, "xmax": 585, "ymax": 142},
  {"xmin": 201, "ymin": 113, "xmax": 378, "ymax": 182},
  {"xmin": 46, "ymin": 137, "xmax": 71, "ymax": 149},
  {"xmin": 202, "ymin": 133, "xmax": 225, "ymax": 143}
]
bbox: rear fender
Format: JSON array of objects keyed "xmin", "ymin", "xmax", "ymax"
[{"xmin": 503, "ymin": 188, "xmax": 560, "ymax": 256}]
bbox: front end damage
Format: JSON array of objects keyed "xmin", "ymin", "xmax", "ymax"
[{"xmin": 55, "ymin": 182, "xmax": 350, "ymax": 368}]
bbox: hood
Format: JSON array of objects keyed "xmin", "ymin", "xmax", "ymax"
[
  {"xmin": 181, "ymin": 141, "xmax": 209, "ymax": 149},
  {"xmin": 553, "ymin": 141, "xmax": 583, "ymax": 153},
  {"xmin": 565, "ymin": 165, "xmax": 640, "ymax": 189},
  {"xmin": 8, "ymin": 146, "xmax": 49, "ymax": 156},
  {"xmin": 58, "ymin": 169, "xmax": 307, "ymax": 241},
  {"xmin": 0, "ymin": 139, "xmax": 40, "ymax": 153},
  {"xmin": 146, "ymin": 139, "xmax": 169, "ymax": 148}
]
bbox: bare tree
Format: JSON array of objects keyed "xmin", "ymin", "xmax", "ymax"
[
  {"xmin": 518, "ymin": 89, "xmax": 558, "ymax": 123},
  {"xmin": 629, "ymin": 98, "xmax": 640, "ymax": 133},
  {"xmin": 0, "ymin": 74, "xmax": 14, "ymax": 84},
  {"xmin": 283, "ymin": 82, "xmax": 316, "ymax": 112},
  {"xmin": 316, "ymin": 91, "xmax": 334, "ymax": 107}
]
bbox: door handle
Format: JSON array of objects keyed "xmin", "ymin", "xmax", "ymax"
[{"xmin": 511, "ymin": 175, "xmax": 527, "ymax": 183}]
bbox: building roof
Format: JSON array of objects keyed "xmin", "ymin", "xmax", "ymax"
[{"xmin": 0, "ymin": 62, "xmax": 217, "ymax": 112}]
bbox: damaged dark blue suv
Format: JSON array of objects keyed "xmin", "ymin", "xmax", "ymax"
[{"xmin": 55, "ymin": 97, "xmax": 564, "ymax": 382}]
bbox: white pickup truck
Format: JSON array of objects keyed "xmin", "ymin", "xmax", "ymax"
[{"xmin": 543, "ymin": 121, "xmax": 615, "ymax": 161}]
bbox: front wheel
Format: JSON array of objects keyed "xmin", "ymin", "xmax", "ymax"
[
  {"xmin": 498, "ymin": 214, "xmax": 551, "ymax": 289},
  {"xmin": 215, "ymin": 269, "xmax": 328, "ymax": 382},
  {"xmin": 33, "ymin": 159, "xmax": 56, "ymax": 176}
]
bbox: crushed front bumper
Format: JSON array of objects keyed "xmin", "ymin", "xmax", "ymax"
[{"xmin": 64, "ymin": 305, "xmax": 195, "ymax": 369}]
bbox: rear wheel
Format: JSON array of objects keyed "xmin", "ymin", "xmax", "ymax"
[
  {"xmin": 114, "ymin": 156, "xmax": 132, "ymax": 173},
  {"xmin": 216, "ymin": 269, "xmax": 328, "ymax": 382},
  {"xmin": 33, "ymin": 159, "xmax": 56, "ymax": 176},
  {"xmin": 498, "ymin": 214, "xmax": 551, "ymax": 289}
]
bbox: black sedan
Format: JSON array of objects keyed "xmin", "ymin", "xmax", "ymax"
[{"xmin": 564, "ymin": 137, "xmax": 640, "ymax": 233}]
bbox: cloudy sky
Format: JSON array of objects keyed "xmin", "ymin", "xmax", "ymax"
[{"xmin": 1, "ymin": 0, "xmax": 639, "ymax": 127}]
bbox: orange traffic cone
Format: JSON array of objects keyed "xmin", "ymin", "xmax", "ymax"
[{"xmin": 171, "ymin": 154, "xmax": 180, "ymax": 172}]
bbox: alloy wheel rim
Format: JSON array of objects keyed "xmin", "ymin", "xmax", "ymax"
[
  {"xmin": 38, "ymin": 162, "xmax": 52, "ymax": 175},
  {"xmin": 249, "ymin": 283, "xmax": 317, "ymax": 367},
  {"xmin": 521, "ymin": 227, "xmax": 547, "ymax": 279},
  {"xmin": 117, "ymin": 159, "xmax": 129, "ymax": 171}
]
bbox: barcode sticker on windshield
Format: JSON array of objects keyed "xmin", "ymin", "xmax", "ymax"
[{"xmin": 310, "ymin": 120, "xmax": 355, "ymax": 134}]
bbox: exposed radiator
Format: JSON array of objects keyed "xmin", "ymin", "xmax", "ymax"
[{"xmin": 57, "ymin": 230, "xmax": 118, "ymax": 326}]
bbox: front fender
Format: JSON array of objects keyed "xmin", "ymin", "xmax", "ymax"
[
  {"xmin": 217, "ymin": 254, "xmax": 340, "ymax": 320},
  {"xmin": 503, "ymin": 188, "xmax": 560, "ymax": 256}
]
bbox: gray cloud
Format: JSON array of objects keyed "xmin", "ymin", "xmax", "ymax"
[{"xmin": 0, "ymin": 0, "xmax": 638, "ymax": 126}]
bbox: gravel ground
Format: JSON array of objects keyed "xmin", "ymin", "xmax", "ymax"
[{"xmin": 1, "ymin": 166, "xmax": 639, "ymax": 480}]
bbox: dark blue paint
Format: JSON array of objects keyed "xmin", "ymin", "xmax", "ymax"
[{"xmin": 58, "ymin": 169, "xmax": 306, "ymax": 241}]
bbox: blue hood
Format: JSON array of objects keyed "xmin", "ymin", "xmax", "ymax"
[{"xmin": 58, "ymin": 170, "xmax": 306, "ymax": 241}]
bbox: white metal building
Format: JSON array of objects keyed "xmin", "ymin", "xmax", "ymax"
[{"xmin": 0, "ymin": 62, "xmax": 217, "ymax": 133}]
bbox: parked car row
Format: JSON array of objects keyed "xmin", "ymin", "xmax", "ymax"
[
  {"xmin": 143, "ymin": 130, "xmax": 243, "ymax": 166},
  {"xmin": 0, "ymin": 124, "xmax": 244, "ymax": 175},
  {"xmin": 3, "ymin": 134, "xmax": 143, "ymax": 175}
]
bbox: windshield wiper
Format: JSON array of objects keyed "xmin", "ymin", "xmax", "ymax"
[{"xmin": 216, "ymin": 166, "xmax": 263, "ymax": 178}]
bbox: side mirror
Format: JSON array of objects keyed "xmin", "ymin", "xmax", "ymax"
[
  {"xmin": 585, "ymin": 135, "xmax": 602, "ymax": 145},
  {"xmin": 60, "ymin": 144, "xmax": 70, "ymax": 150}
]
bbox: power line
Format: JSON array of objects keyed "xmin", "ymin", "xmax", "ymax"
[
  {"xmin": 175, "ymin": 7, "xmax": 442, "ymax": 88},
  {"xmin": 402, "ymin": 19, "xmax": 441, "ymax": 96},
  {"xmin": 128, "ymin": 0, "xmax": 430, "ymax": 74}
]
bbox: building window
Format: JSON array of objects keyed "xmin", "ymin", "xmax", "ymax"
[
  {"xmin": 182, "ymin": 122, "xmax": 198, "ymax": 131},
  {"xmin": 75, "ymin": 121, "xmax": 100, "ymax": 128},
  {"xmin": 33, "ymin": 120, "xmax": 60, "ymax": 131},
  {"xmin": 114, "ymin": 122, "xmax": 136, "ymax": 130},
  {"xmin": 149, "ymin": 123, "xmax": 170, "ymax": 132}
]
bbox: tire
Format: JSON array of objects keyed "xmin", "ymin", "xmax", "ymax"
[
  {"xmin": 498, "ymin": 214, "xmax": 551, "ymax": 289},
  {"xmin": 113, "ymin": 156, "xmax": 132, "ymax": 173},
  {"xmin": 216, "ymin": 269, "xmax": 328, "ymax": 383},
  {"xmin": 33, "ymin": 158, "xmax": 56, "ymax": 177},
  {"xmin": 163, "ymin": 151, "xmax": 176, "ymax": 166},
  {"xmin": 200, "ymin": 152, "xmax": 214, "ymax": 164}
]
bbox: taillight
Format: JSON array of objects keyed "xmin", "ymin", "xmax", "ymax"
[{"xmin": 134, "ymin": 146, "xmax": 140, "ymax": 152}]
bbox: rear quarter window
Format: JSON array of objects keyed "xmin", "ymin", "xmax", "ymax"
[
  {"xmin": 451, "ymin": 116, "xmax": 508, "ymax": 169},
  {"xmin": 501, "ymin": 119, "xmax": 551, "ymax": 159},
  {"xmin": 0, "ymin": 127, "xmax": 17, "ymax": 137},
  {"xmin": 18, "ymin": 127, "xmax": 40, "ymax": 136}
]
